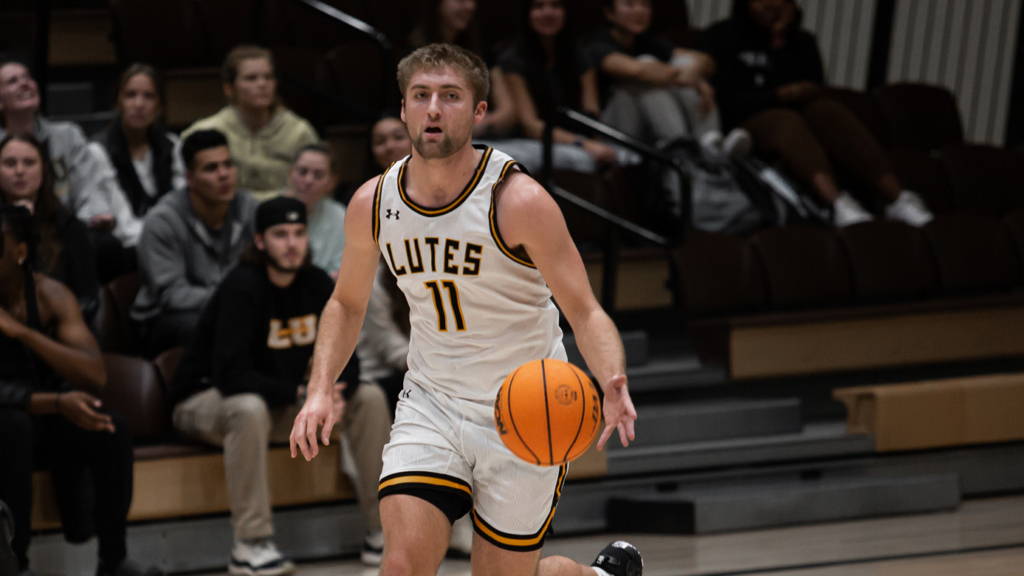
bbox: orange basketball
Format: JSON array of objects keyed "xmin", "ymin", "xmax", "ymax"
[{"xmin": 493, "ymin": 358, "xmax": 602, "ymax": 466}]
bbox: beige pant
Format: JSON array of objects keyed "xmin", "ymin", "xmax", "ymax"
[{"xmin": 172, "ymin": 384, "xmax": 392, "ymax": 541}]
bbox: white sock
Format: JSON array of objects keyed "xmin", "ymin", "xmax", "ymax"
[{"xmin": 592, "ymin": 567, "xmax": 613, "ymax": 576}]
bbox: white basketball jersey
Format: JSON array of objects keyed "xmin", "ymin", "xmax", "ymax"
[{"xmin": 373, "ymin": 146, "xmax": 566, "ymax": 402}]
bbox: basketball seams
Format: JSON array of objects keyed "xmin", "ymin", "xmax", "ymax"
[
  {"xmin": 563, "ymin": 367, "xmax": 588, "ymax": 462},
  {"xmin": 506, "ymin": 368, "xmax": 541, "ymax": 465},
  {"xmin": 541, "ymin": 359, "xmax": 554, "ymax": 466}
]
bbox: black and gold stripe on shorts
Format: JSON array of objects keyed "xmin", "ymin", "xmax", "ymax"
[
  {"xmin": 471, "ymin": 464, "xmax": 567, "ymax": 551},
  {"xmin": 378, "ymin": 471, "xmax": 473, "ymax": 501}
]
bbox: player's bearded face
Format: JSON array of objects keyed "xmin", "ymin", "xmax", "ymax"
[{"xmin": 403, "ymin": 69, "xmax": 483, "ymax": 160}]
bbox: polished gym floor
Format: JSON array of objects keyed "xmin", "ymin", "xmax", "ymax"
[{"xmin": 197, "ymin": 495, "xmax": 1024, "ymax": 576}]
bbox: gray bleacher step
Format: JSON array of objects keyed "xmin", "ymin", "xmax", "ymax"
[
  {"xmin": 627, "ymin": 357, "xmax": 729, "ymax": 393},
  {"xmin": 564, "ymin": 330, "xmax": 648, "ymax": 367},
  {"xmin": 606, "ymin": 472, "xmax": 960, "ymax": 534},
  {"xmin": 607, "ymin": 421, "xmax": 875, "ymax": 476},
  {"xmin": 47, "ymin": 82, "xmax": 94, "ymax": 116},
  {"xmin": 607, "ymin": 398, "xmax": 802, "ymax": 449}
]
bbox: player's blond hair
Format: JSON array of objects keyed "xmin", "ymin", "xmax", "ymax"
[{"xmin": 396, "ymin": 43, "xmax": 490, "ymax": 105}]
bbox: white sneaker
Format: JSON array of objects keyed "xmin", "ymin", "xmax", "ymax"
[
  {"xmin": 360, "ymin": 531, "xmax": 383, "ymax": 566},
  {"xmin": 699, "ymin": 129, "xmax": 723, "ymax": 153},
  {"xmin": 833, "ymin": 193, "xmax": 874, "ymax": 227},
  {"xmin": 885, "ymin": 190, "xmax": 933, "ymax": 227},
  {"xmin": 722, "ymin": 128, "xmax": 752, "ymax": 158},
  {"xmin": 229, "ymin": 539, "xmax": 294, "ymax": 576}
]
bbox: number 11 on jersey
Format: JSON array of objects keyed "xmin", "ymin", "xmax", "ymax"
[{"xmin": 424, "ymin": 280, "xmax": 466, "ymax": 332}]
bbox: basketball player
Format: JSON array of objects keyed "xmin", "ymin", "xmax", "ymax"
[{"xmin": 290, "ymin": 44, "xmax": 642, "ymax": 576}]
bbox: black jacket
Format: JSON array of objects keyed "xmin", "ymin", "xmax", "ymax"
[
  {"xmin": 92, "ymin": 120, "xmax": 176, "ymax": 217},
  {"xmin": 701, "ymin": 17, "xmax": 825, "ymax": 128},
  {"xmin": 169, "ymin": 263, "xmax": 360, "ymax": 407}
]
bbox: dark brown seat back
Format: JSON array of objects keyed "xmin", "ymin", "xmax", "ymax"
[
  {"xmin": 672, "ymin": 231, "xmax": 767, "ymax": 316},
  {"xmin": 924, "ymin": 214, "xmax": 1022, "ymax": 293},
  {"xmin": 838, "ymin": 221, "xmax": 938, "ymax": 301},
  {"xmin": 874, "ymin": 83, "xmax": 964, "ymax": 151},
  {"xmin": 752, "ymin": 226, "xmax": 853, "ymax": 308},
  {"xmin": 940, "ymin": 144, "xmax": 1024, "ymax": 217},
  {"xmin": 101, "ymin": 353, "xmax": 171, "ymax": 442}
]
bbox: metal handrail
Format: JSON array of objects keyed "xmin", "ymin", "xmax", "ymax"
[
  {"xmin": 284, "ymin": 0, "xmax": 393, "ymax": 123},
  {"xmin": 540, "ymin": 107, "xmax": 684, "ymax": 310}
]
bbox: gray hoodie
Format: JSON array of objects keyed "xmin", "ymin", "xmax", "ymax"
[{"xmin": 131, "ymin": 187, "xmax": 257, "ymax": 323}]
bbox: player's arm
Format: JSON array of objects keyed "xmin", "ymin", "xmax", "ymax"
[
  {"xmin": 496, "ymin": 172, "xmax": 636, "ymax": 449},
  {"xmin": 291, "ymin": 177, "xmax": 382, "ymax": 460}
]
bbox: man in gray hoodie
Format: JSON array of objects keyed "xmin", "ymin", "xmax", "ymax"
[{"xmin": 132, "ymin": 129, "xmax": 257, "ymax": 358}]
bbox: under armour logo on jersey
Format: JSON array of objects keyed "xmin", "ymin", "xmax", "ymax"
[{"xmin": 386, "ymin": 209, "xmax": 400, "ymax": 220}]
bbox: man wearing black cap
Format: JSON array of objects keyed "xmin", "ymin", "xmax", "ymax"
[{"xmin": 168, "ymin": 197, "xmax": 392, "ymax": 576}]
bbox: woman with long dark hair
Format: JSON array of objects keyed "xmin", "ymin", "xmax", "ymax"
[
  {"xmin": 702, "ymin": 0, "xmax": 933, "ymax": 226},
  {"xmin": 0, "ymin": 134, "xmax": 98, "ymax": 319},
  {"xmin": 93, "ymin": 63, "xmax": 185, "ymax": 220},
  {"xmin": 498, "ymin": 0, "xmax": 619, "ymax": 171}
]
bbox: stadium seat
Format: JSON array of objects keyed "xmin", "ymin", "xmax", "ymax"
[
  {"xmin": 887, "ymin": 148, "xmax": 954, "ymax": 214},
  {"xmin": 923, "ymin": 214, "xmax": 1022, "ymax": 294},
  {"xmin": 154, "ymin": 346, "xmax": 185, "ymax": 391},
  {"xmin": 939, "ymin": 143, "xmax": 1024, "ymax": 217},
  {"xmin": 105, "ymin": 273, "xmax": 141, "ymax": 356},
  {"xmin": 101, "ymin": 353, "xmax": 171, "ymax": 442},
  {"xmin": 671, "ymin": 231, "xmax": 767, "ymax": 316},
  {"xmin": 873, "ymin": 83, "xmax": 964, "ymax": 152},
  {"xmin": 1003, "ymin": 210, "xmax": 1024, "ymax": 269},
  {"xmin": 837, "ymin": 221, "xmax": 937, "ymax": 301},
  {"xmin": 751, "ymin": 226, "xmax": 853, "ymax": 308},
  {"xmin": 91, "ymin": 285, "xmax": 121, "ymax": 353}
]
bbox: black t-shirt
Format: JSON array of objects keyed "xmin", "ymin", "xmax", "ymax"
[
  {"xmin": 169, "ymin": 263, "xmax": 359, "ymax": 407},
  {"xmin": 584, "ymin": 25, "xmax": 676, "ymax": 105},
  {"xmin": 497, "ymin": 40, "xmax": 594, "ymax": 118},
  {"xmin": 701, "ymin": 19, "xmax": 825, "ymax": 128}
]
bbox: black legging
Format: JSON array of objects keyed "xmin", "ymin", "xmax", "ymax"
[{"xmin": 0, "ymin": 407, "xmax": 133, "ymax": 572}]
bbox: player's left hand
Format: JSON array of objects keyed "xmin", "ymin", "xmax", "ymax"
[{"xmin": 597, "ymin": 374, "xmax": 636, "ymax": 450}]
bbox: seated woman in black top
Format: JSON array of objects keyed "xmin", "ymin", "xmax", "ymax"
[
  {"xmin": 702, "ymin": 0, "xmax": 933, "ymax": 227},
  {"xmin": 0, "ymin": 205, "xmax": 161, "ymax": 576},
  {"xmin": 498, "ymin": 0, "xmax": 620, "ymax": 173},
  {"xmin": 0, "ymin": 134, "xmax": 99, "ymax": 319}
]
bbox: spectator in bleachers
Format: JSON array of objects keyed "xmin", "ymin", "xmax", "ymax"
[
  {"xmin": 0, "ymin": 205, "xmax": 162, "ymax": 576},
  {"xmin": 0, "ymin": 61, "xmax": 141, "ymax": 250},
  {"xmin": 92, "ymin": 64, "xmax": 186, "ymax": 282},
  {"xmin": 0, "ymin": 135, "xmax": 99, "ymax": 320},
  {"xmin": 407, "ymin": 0, "xmax": 483, "ymax": 58},
  {"xmin": 284, "ymin": 143, "xmax": 346, "ymax": 277},
  {"xmin": 131, "ymin": 129, "xmax": 257, "ymax": 358},
  {"xmin": 168, "ymin": 197, "xmax": 392, "ymax": 571},
  {"xmin": 584, "ymin": 0, "xmax": 750, "ymax": 156},
  {"xmin": 181, "ymin": 46, "xmax": 318, "ymax": 203},
  {"xmin": 369, "ymin": 113, "xmax": 411, "ymax": 172},
  {"xmin": 406, "ymin": 0, "xmax": 520, "ymax": 144},
  {"xmin": 702, "ymin": 0, "xmax": 934, "ymax": 227},
  {"xmin": 497, "ymin": 0, "xmax": 622, "ymax": 172},
  {"xmin": 93, "ymin": 63, "xmax": 186, "ymax": 228}
]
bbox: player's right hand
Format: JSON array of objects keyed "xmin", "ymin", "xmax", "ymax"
[{"xmin": 290, "ymin": 386, "xmax": 337, "ymax": 461}]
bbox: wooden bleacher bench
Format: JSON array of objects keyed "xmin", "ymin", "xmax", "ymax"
[{"xmin": 833, "ymin": 373, "xmax": 1024, "ymax": 452}]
